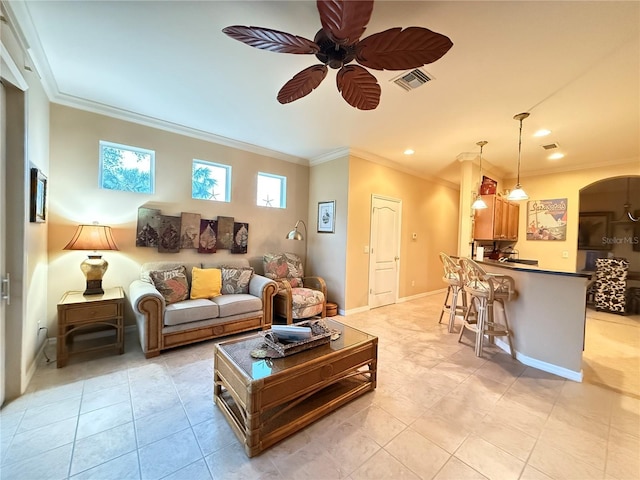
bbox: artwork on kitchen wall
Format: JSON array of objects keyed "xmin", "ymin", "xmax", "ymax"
[
  {"xmin": 216, "ymin": 216, "xmax": 235, "ymax": 249},
  {"xmin": 136, "ymin": 207, "xmax": 161, "ymax": 247},
  {"xmin": 527, "ymin": 198, "xmax": 568, "ymax": 241},
  {"xmin": 198, "ymin": 219, "xmax": 218, "ymax": 253},
  {"xmin": 231, "ymin": 222, "xmax": 249, "ymax": 254},
  {"xmin": 180, "ymin": 212, "xmax": 200, "ymax": 249},
  {"xmin": 158, "ymin": 215, "xmax": 181, "ymax": 253}
]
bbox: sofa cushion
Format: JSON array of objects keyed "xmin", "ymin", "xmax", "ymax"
[
  {"xmin": 212, "ymin": 294, "xmax": 262, "ymax": 317},
  {"xmin": 164, "ymin": 299, "xmax": 219, "ymax": 326},
  {"xmin": 221, "ymin": 266, "xmax": 254, "ymax": 294},
  {"xmin": 190, "ymin": 267, "xmax": 222, "ymax": 299},
  {"xmin": 288, "ymin": 287, "xmax": 324, "ymax": 320},
  {"xmin": 149, "ymin": 266, "xmax": 189, "ymax": 304}
]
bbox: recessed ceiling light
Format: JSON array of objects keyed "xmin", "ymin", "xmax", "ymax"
[
  {"xmin": 534, "ymin": 129, "xmax": 552, "ymax": 137},
  {"xmin": 548, "ymin": 152, "xmax": 564, "ymax": 160},
  {"xmin": 404, "ymin": 149, "xmax": 415, "ymax": 155}
]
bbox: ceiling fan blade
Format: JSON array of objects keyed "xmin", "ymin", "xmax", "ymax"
[
  {"xmin": 317, "ymin": 0, "xmax": 374, "ymax": 46},
  {"xmin": 277, "ymin": 65, "xmax": 328, "ymax": 104},
  {"xmin": 336, "ymin": 65, "xmax": 380, "ymax": 110},
  {"xmin": 223, "ymin": 26, "xmax": 319, "ymax": 54},
  {"xmin": 356, "ymin": 27, "xmax": 453, "ymax": 70}
]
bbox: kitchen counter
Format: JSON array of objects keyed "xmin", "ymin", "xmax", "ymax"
[{"xmin": 463, "ymin": 258, "xmax": 590, "ymax": 381}]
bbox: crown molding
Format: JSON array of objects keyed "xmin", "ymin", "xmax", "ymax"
[
  {"xmin": 309, "ymin": 148, "xmax": 350, "ymax": 166},
  {"xmin": 518, "ymin": 157, "xmax": 639, "ymax": 179}
]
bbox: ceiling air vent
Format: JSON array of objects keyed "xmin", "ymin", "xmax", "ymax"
[
  {"xmin": 391, "ymin": 68, "xmax": 433, "ymax": 91},
  {"xmin": 541, "ymin": 142, "xmax": 560, "ymax": 150}
]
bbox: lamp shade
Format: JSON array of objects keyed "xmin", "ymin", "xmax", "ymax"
[
  {"xmin": 471, "ymin": 196, "xmax": 488, "ymax": 209},
  {"xmin": 285, "ymin": 220, "xmax": 306, "ymax": 241},
  {"xmin": 64, "ymin": 224, "xmax": 119, "ymax": 251},
  {"xmin": 507, "ymin": 185, "xmax": 529, "ymax": 201}
]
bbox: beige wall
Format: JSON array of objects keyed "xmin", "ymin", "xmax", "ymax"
[
  {"xmin": 346, "ymin": 155, "xmax": 460, "ymax": 311},
  {"xmin": 308, "ymin": 157, "xmax": 349, "ymax": 310},
  {"xmin": 47, "ymin": 105, "xmax": 310, "ymax": 328},
  {"xmin": 510, "ymin": 162, "xmax": 640, "ymax": 272}
]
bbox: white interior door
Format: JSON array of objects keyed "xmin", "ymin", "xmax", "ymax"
[
  {"xmin": 368, "ymin": 195, "xmax": 401, "ymax": 308},
  {"xmin": 1, "ymin": 81, "xmax": 7, "ymax": 405}
]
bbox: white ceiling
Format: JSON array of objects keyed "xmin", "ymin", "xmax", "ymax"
[{"xmin": 6, "ymin": 1, "xmax": 640, "ymax": 184}]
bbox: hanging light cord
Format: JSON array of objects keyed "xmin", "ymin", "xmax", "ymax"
[{"xmin": 516, "ymin": 118, "xmax": 523, "ymax": 185}]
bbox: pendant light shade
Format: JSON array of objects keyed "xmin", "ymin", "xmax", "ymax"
[
  {"xmin": 471, "ymin": 140, "xmax": 488, "ymax": 210},
  {"xmin": 507, "ymin": 112, "xmax": 530, "ymax": 201}
]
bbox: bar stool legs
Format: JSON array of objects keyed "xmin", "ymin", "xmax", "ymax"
[
  {"xmin": 439, "ymin": 284, "xmax": 467, "ymax": 333},
  {"xmin": 459, "ymin": 294, "xmax": 515, "ymax": 358}
]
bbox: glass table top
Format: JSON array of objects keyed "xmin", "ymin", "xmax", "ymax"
[{"xmin": 215, "ymin": 319, "xmax": 376, "ymax": 381}]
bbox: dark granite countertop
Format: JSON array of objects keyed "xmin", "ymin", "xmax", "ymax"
[{"xmin": 475, "ymin": 259, "xmax": 592, "ymax": 278}]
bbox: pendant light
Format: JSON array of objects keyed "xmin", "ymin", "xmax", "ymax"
[
  {"xmin": 471, "ymin": 141, "xmax": 488, "ymax": 210},
  {"xmin": 507, "ymin": 112, "xmax": 530, "ymax": 201}
]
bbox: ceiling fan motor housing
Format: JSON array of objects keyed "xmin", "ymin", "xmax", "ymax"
[{"xmin": 314, "ymin": 29, "xmax": 356, "ymax": 69}]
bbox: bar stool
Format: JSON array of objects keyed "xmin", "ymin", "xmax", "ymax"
[
  {"xmin": 438, "ymin": 252, "xmax": 467, "ymax": 333},
  {"xmin": 458, "ymin": 257, "xmax": 516, "ymax": 358}
]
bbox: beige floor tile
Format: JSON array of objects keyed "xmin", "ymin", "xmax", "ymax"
[
  {"xmin": 346, "ymin": 405, "xmax": 407, "ymax": 447},
  {"xmin": 538, "ymin": 416, "xmax": 608, "ymax": 470},
  {"xmin": 454, "ymin": 434, "xmax": 524, "ymax": 480},
  {"xmin": 485, "ymin": 397, "xmax": 548, "ymax": 438},
  {"xmin": 610, "ymin": 395, "xmax": 640, "ymax": 437},
  {"xmin": 351, "ymin": 448, "xmax": 421, "ymax": 480},
  {"xmin": 323, "ymin": 421, "xmax": 382, "ymax": 476},
  {"xmin": 519, "ymin": 464, "xmax": 554, "ymax": 480},
  {"xmin": 606, "ymin": 426, "xmax": 640, "ymax": 480},
  {"xmin": 474, "ymin": 420, "xmax": 536, "ymax": 461},
  {"xmin": 384, "ymin": 428, "xmax": 451, "ymax": 480},
  {"xmin": 433, "ymin": 457, "xmax": 487, "ymax": 480},
  {"xmin": 528, "ymin": 442, "xmax": 604, "ymax": 480},
  {"xmin": 411, "ymin": 409, "xmax": 472, "ymax": 454}
]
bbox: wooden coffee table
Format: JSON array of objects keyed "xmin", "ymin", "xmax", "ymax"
[{"xmin": 213, "ymin": 319, "xmax": 377, "ymax": 457}]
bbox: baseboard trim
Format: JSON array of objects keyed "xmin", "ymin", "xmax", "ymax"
[
  {"xmin": 343, "ymin": 305, "xmax": 371, "ymax": 316},
  {"xmin": 494, "ymin": 338, "xmax": 583, "ymax": 382}
]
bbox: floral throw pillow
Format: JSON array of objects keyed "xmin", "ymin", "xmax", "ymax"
[
  {"xmin": 263, "ymin": 253, "xmax": 304, "ymax": 287},
  {"xmin": 149, "ymin": 266, "xmax": 189, "ymax": 304},
  {"xmin": 221, "ymin": 266, "xmax": 254, "ymax": 294}
]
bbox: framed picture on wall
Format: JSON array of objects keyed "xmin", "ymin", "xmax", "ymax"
[
  {"xmin": 29, "ymin": 167, "xmax": 47, "ymax": 223},
  {"xmin": 578, "ymin": 212, "xmax": 612, "ymax": 250},
  {"xmin": 317, "ymin": 201, "xmax": 335, "ymax": 233},
  {"xmin": 634, "ymin": 209, "xmax": 640, "ymax": 252}
]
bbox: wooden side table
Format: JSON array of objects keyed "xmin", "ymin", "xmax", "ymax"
[{"xmin": 57, "ymin": 286, "xmax": 125, "ymax": 368}]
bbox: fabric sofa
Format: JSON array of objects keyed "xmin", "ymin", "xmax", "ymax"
[{"xmin": 129, "ymin": 259, "xmax": 277, "ymax": 358}]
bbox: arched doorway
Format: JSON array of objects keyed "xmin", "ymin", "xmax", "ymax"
[{"xmin": 579, "ymin": 175, "xmax": 640, "ymax": 398}]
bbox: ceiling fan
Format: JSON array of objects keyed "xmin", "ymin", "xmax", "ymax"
[{"xmin": 222, "ymin": 0, "xmax": 453, "ymax": 110}]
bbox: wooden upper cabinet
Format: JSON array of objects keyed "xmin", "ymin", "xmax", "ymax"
[{"xmin": 473, "ymin": 194, "xmax": 520, "ymax": 241}]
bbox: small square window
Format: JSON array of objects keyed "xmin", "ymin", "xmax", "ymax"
[
  {"xmin": 192, "ymin": 160, "xmax": 231, "ymax": 202},
  {"xmin": 99, "ymin": 141, "xmax": 154, "ymax": 193},
  {"xmin": 257, "ymin": 172, "xmax": 286, "ymax": 208}
]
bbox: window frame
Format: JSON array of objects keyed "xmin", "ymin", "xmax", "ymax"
[
  {"xmin": 191, "ymin": 159, "xmax": 232, "ymax": 203},
  {"xmin": 257, "ymin": 171, "xmax": 287, "ymax": 209},
  {"xmin": 99, "ymin": 140, "xmax": 155, "ymax": 194}
]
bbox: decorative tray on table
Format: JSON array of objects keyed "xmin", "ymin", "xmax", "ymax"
[{"xmin": 262, "ymin": 319, "xmax": 333, "ymax": 358}]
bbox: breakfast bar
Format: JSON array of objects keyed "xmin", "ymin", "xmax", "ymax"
[{"xmin": 475, "ymin": 259, "xmax": 591, "ymax": 381}]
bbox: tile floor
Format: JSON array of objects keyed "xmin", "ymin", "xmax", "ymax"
[{"xmin": 1, "ymin": 293, "xmax": 639, "ymax": 480}]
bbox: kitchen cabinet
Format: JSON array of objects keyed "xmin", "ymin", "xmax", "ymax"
[{"xmin": 473, "ymin": 194, "xmax": 519, "ymax": 241}]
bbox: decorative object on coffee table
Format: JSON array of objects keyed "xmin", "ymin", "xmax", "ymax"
[{"xmin": 64, "ymin": 222, "xmax": 119, "ymax": 295}]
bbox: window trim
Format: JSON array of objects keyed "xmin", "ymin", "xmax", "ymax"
[
  {"xmin": 257, "ymin": 171, "xmax": 287, "ymax": 209},
  {"xmin": 99, "ymin": 140, "xmax": 155, "ymax": 194},
  {"xmin": 192, "ymin": 159, "xmax": 232, "ymax": 203}
]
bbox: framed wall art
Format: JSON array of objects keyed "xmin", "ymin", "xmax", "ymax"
[
  {"xmin": 578, "ymin": 212, "xmax": 612, "ymax": 250},
  {"xmin": 29, "ymin": 167, "xmax": 47, "ymax": 223},
  {"xmin": 317, "ymin": 201, "xmax": 335, "ymax": 233}
]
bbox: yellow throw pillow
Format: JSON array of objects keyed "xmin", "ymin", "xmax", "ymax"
[{"xmin": 190, "ymin": 267, "xmax": 222, "ymax": 299}]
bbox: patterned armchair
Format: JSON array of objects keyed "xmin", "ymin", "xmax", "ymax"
[{"xmin": 263, "ymin": 252, "xmax": 327, "ymax": 324}]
